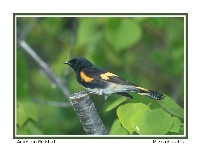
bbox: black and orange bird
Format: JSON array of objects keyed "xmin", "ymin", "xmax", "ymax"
[{"xmin": 64, "ymin": 57, "xmax": 164, "ymax": 100}]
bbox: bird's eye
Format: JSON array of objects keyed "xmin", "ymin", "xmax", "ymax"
[{"xmin": 75, "ymin": 61, "xmax": 78, "ymax": 65}]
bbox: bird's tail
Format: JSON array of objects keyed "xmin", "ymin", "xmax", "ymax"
[{"xmin": 131, "ymin": 86, "xmax": 164, "ymax": 100}]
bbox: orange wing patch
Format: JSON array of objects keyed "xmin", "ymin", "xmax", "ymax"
[
  {"xmin": 80, "ymin": 71, "xmax": 94, "ymax": 82},
  {"xmin": 100, "ymin": 72, "xmax": 117, "ymax": 80}
]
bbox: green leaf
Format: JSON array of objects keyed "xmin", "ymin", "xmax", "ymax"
[
  {"xmin": 158, "ymin": 95, "xmax": 184, "ymax": 119},
  {"xmin": 169, "ymin": 117, "xmax": 181, "ymax": 133},
  {"xmin": 17, "ymin": 127, "xmax": 29, "ymax": 135},
  {"xmin": 24, "ymin": 121, "xmax": 42, "ymax": 135},
  {"xmin": 130, "ymin": 108, "xmax": 173, "ymax": 135},
  {"xmin": 23, "ymin": 101, "xmax": 38, "ymax": 122},
  {"xmin": 17, "ymin": 121, "xmax": 42, "ymax": 135},
  {"xmin": 109, "ymin": 119, "xmax": 129, "ymax": 135},
  {"xmin": 105, "ymin": 18, "xmax": 142, "ymax": 51},
  {"xmin": 179, "ymin": 126, "xmax": 184, "ymax": 135},
  {"xmin": 117, "ymin": 103, "xmax": 150, "ymax": 134},
  {"xmin": 17, "ymin": 102, "xmax": 28, "ymax": 127},
  {"xmin": 17, "ymin": 99, "xmax": 38, "ymax": 129},
  {"xmin": 104, "ymin": 97, "xmax": 127, "ymax": 112}
]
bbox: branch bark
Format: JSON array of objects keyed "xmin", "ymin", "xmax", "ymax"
[{"xmin": 70, "ymin": 91, "xmax": 108, "ymax": 135}]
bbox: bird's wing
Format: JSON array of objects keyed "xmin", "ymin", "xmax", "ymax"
[
  {"xmin": 80, "ymin": 67, "xmax": 164, "ymax": 100},
  {"xmin": 81, "ymin": 66, "xmax": 135, "ymax": 86}
]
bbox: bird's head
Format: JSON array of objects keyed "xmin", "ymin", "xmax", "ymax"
[{"xmin": 64, "ymin": 57, "xmax": 94, "ymax": 71}]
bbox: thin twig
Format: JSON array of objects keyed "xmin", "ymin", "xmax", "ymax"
[
  {"xmin": 18, "ymin": 39, "xmax": 71, "ymax": 99},
  {"xmin": 69, "ymin": 18, "xmax": 77, "ymax": 62},
  {"xmin": 64, "ymin": 18, "xmax": 77, "ymax": 77},
  {"xmin": 70, "ymin": 91, "xmax": 108, "ymax": 135},
  {"xmin": 20, "ymin": 18, "xmax": 39, "ymax": 39},
  {"xmin": 31, "ymin": 98, "xmax": 71, "ymax": 108}
]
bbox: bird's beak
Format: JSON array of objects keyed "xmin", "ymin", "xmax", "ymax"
[{"xmin": 64, "ymin": 61, "xmax": 70, "ymax": 65}]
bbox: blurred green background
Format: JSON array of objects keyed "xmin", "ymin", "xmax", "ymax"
[{"xmin": 16, "ymin": 16, "xmax": 184, "ymax": 135}]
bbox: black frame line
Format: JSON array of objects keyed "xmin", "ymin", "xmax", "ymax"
[{"xmin": 13, "ymin": 13, "xmax": 188, "ymax": 139}]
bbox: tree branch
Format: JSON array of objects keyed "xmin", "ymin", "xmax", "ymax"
[
  {"xmin": 31, "ymin": 98, "xmax": 71, "ymax": 108},
  {"xmin": 70, "ymin": 91, "xmax": 108, "ymax": 135},
  {"xmin": 18, "ymin": 39, "xmax": 71, "ymax": 99},
  {"xmin": 68, "ymin": 18, "xmax": 77, "ymax": 62},
  {"xmin": 20, "ymin": 18, "xmax": 39, "ymax": 39},
  {"xmin": 64, "ymin": 18, "xmax": 77, "ymax": 78}
]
